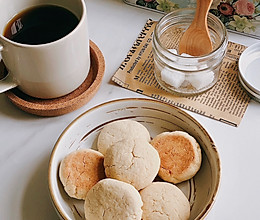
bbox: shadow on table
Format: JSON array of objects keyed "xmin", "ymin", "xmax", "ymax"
[
  {"xmin": 0, "ymin": 94, "xmax": 40, "ymax": 119},
  {"xmin": 21, "ymin": 153, "xmax": 58, "ymax": 220}
]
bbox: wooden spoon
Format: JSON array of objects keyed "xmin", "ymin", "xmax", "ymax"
[{"xmin": 178, "ymin": 0, "xmax": 213, "ymax": 56}]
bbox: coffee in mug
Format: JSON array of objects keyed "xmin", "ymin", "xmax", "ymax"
[
  {"xmin": 3, "ymin": 5, "xmax": 79, "ymax": 45},
  {"xmin": 0, "ymin": 0, "xmax": 90, "ymax": 99}
]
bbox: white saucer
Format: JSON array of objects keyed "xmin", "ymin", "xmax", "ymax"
[{"xmin": 238, "ymin": 42, "xmax": 260, "ymax": 102}]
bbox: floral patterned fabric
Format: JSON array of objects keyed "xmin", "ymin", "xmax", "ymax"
[
  {"xmin": 127, "ymin": 0, "xmax": 260, "ymax": 38},
  {"xmin": 210, "ymin": 0, "xmax": 260, "ymax": 34}
]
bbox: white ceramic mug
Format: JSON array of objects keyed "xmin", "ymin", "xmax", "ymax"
[{"xmin": 0, "ymin": 0, "xmax": 90, "ymax": 99}]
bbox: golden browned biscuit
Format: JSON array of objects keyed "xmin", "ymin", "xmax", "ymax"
[
  {"xmin": 151, "ymin": 131, "xmax": 201, "ymax": 184},
  {"xmin": 59, "ymin": 149, "xmax": 105, "ymax": 200}
]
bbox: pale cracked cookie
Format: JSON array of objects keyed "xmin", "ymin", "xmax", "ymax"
[
  {"xmin": 104, "ymin": 138, "xmax": 160, "ymax": 190},
  {"xmin": 59, "ymin": 149, "xmax": 105, "ymax": 200},
  {"xmin": 151, "ymin": 131, "xmax": 202, "ymax": 184},
  {"xmin": 97, "ymin": 119, "xmax": 150, "ymax": 155},
  {"xmin": 140, "ymin": 182, "xmax": 190, "ymax": 220},
  {"xmin": 84, "ymin": 178, "xmax": 143, "ymax": 220}
]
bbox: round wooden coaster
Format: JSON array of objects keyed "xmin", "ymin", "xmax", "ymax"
[{"xmin": 5, "ymin": 41, "xmax": 105, "ymax": 116}]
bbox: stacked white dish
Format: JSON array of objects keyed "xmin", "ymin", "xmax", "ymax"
[{"xmin": 238, "ymin": 42, "xmax": 260, "ymax": 102}]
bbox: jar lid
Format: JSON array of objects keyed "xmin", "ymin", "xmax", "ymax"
[{"xmin": 238, "ymin": 42, "xmax": 260, "ymax": 102}]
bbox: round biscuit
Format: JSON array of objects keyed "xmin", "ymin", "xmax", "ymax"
[
  {"xmin": 59, "ymin": 149, "xmax": 105, "ymax": 200},
  {"xmin": 151, "ymin": 131, "xmax": 202, "ymax": 184},
  {"xmin": 97, "ymin": 119, "xmax": 150, "ymax": 155},
  {"xmin": 84, "ymin": 178, "xmax": 143, "ymax": 220},
  {"xmin": 104, "ymin": 138, "xmax": 160, "ymax": 190},
  {"xmin": 140, "ymin": 182, "xmax": 190, "ymax": 220}
]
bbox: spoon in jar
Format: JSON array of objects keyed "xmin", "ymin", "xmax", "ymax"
[{"xmin": 178, "ymin": 0, "xmax": 213, "ymax": 56}]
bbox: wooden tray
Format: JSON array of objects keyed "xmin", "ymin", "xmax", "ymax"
[{"xmin": 3, "ymin": 40, "xmax": 105, "ymax": 116}]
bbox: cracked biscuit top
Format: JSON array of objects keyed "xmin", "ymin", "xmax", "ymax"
[
  {"xmin": 140, "ymin": 182, "xmax": 190, "ymax": 220},
  {"xmin": 84, "ymin": 178, "xmax": 143, "ymax": 220},
  {"xmin": 97, "ymin": 119, "xmax": 150, "ymax": 155},
  {"xmin": 104, "ymin": 138, "xmax": 160, "ymax": 190}
]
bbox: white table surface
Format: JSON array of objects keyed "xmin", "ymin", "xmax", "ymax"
[{"xmin": 0, "ymin": 0, "xmax": 259, "ymax": 219}]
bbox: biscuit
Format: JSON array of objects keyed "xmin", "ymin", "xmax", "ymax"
[
  {"xmin": 151, "ymin": 131, "xmax": 201, "ymax": 184},
  {"xmin": 84, "ymin": 178, "xmax": 143, "ymax": 220},
  {"xmin": 59, "ymin": 149, "xmax": 105, "ymax": 200},
  {"xmin": 97, "ymin": 119, "xmax": 150, "ymax": 155},
  {"xmin": 139, "ymin": 182, "xmax": 190, "ymax": 220},
  {"xmin": 104, "ymin": 138, "xmax": 160, "ymax": 190}
]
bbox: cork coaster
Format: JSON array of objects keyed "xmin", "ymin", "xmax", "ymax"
[{"xmin": 4, "ymin": 40, "xmax": 105, "ymax": 116}]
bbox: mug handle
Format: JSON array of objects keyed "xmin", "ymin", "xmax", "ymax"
[{"xmin": 0, "ymin": 44, "xmax": 18, "ymax": 93}]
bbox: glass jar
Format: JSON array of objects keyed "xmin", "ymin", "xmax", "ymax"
[{"xmin": 152, "ymin": 9, "xmax": 228, "ymax": 96}]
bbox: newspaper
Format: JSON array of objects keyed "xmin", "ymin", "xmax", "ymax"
[{"xmin": 112, "ymin": 19, "xmax": 250, "ymax": 127}]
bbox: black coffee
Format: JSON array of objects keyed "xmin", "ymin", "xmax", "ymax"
[{"xmin": 3, "ymin": 5, "xmax": 79, "ymax": 45}]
